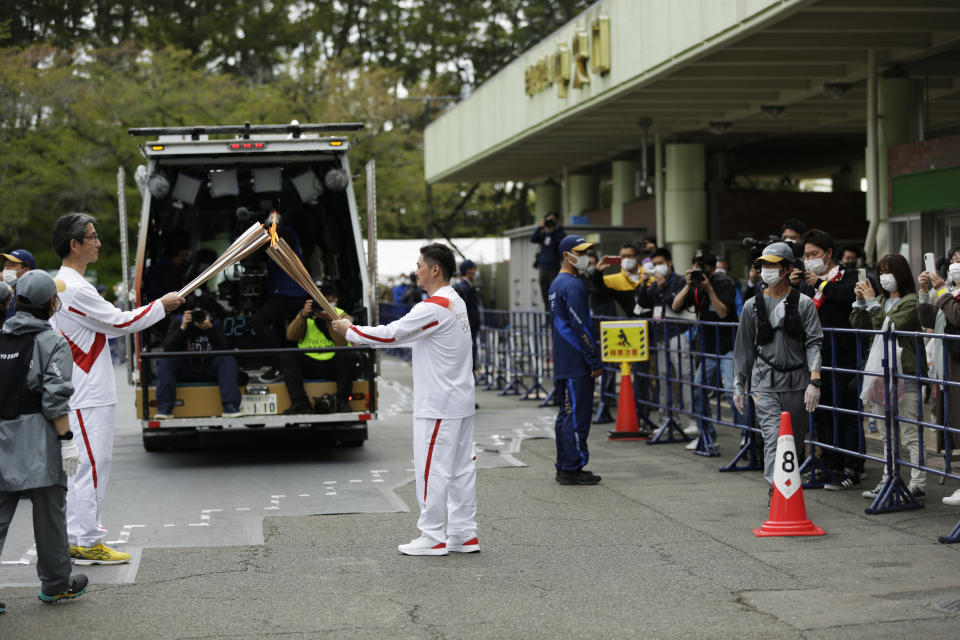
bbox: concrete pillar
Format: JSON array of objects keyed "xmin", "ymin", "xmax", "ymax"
[
  {"xmin": 611, "ymin": 160, "xmax": 639, "ymax": 226},
  {"xmin": 533, "ymin": 182, "xmax": 562, "ymax": 220},
  {"xmin": 654, "ymin": 129, "xmax": 664, "ymax": 246},
  {"xmin": 664, "ymin": 143, "xmax": 707, "ymax": 271},
  {"xmin": 567, "ymin": 173, "xmax": 598, "ymax": 219},
  {"xmin": 876, "ymin": 76, "xmax": 924, "ymax": 256}
]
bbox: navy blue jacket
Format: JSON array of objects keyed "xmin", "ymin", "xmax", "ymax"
[
  {"xmin": 636, "ymin": 271, "xmax": 686, "ymax": 311},
  {"xmin": 549, "ymin": 272, "xmax": 601, "ymax": 378},
  {"xmin": 530, "ymin": 225, "xmax": 567, "ymax": 270}
]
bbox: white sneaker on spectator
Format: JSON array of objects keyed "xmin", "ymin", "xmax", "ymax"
[
  {"xmin": 862, "ymin": 482, "xmax": 883, "ymax": 499},
  {"xmin": 398, "ymin": 536, "xmax": 448, "ymax": 556},
  {"xmin": 685, "ymin": 438, "xmax": 699, "ymax": 451},
  {"xmin": 942, "ymin": 489, "xmax": 960, "ymax": 506},
  {"xmin": 683, "ymin": 423, "xmax": 699, "ymax": 437},
  {"xmin": 154, "ymin": 412, "xmax": 174, "ymax": 420}
]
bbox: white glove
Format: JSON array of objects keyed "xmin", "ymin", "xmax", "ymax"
[
  {"xmin": 804, "ymin": 384, "xmax": 821, "ymax": 413},
  {"xmin": 61, "ymin": 438, "xmax": 80, "ymax": 477},
  {"xmin": 733, "ymin": 394, "xmax": 746, "ymax": 414}
]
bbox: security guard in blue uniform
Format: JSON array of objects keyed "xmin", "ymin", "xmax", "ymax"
[{"xmin": 549, "ymin": 235, "xmax": 604, "ymax": 485}]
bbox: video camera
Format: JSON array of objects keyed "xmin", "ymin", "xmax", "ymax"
[
  {"xmin": 742, "ymin": 235, "xmax": 804, "ymax": 269},
  {"xmin": 190, "ymin": 307, "xmax": 207, "ymax": 324}
]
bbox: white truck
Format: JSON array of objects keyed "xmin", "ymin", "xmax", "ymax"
[{"xmin": 121, "ymin": 122, "xmax": 379, "ymax": 450}]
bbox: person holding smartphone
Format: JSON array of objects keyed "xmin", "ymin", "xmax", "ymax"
[{"xmin": 593, "ymin": 243, "xmax": 648, "ymax": 317}]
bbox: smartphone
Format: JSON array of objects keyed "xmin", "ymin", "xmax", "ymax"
[
  {"xmin": 924, "ymin": 252, "xmax": 937, "ymax": 274},
  {"xmin": 606, "ymin": 256, "xmax": 622, "ymax": 266},
  {"xmin": 858, "ymin": 268, "xmax": 867, "ymax": 284}
]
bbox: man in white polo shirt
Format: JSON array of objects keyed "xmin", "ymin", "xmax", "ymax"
[
  {"xmin": 331, "ymin": 243, "xmax": 477, "ymax": 556},
  {"xmin": 52, "ymin": 213, "xmax": 184, "ymax": 564}
]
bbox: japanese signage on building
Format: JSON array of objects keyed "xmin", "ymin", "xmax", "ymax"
[{"xmin": 524, "ymin": 15, "xmax": 610, "ymax": 98}]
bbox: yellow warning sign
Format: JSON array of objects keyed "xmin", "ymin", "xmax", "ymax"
[{"xmin": 600, "ymin": 320, "xmax": 649, "ymax": 363}]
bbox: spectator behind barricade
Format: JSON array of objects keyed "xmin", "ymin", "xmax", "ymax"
[
  {"xmin": 251, "ymin": 212, "xmax": 307, "ymax": 384},
  {"xmin": 594, "ymin": 243, "xmax": 649, "ymax": 317},
  {"xmin": 918, "ymin": 248, "xmax": 960, "ymax": 506},
  {"xmin": 392, "ymin": 277, "xmax": 412, "ymax": 303},
  {"xmin": 549, "ymin": 235, "xmax": 604, "ymax": 485},
  {"xmin": 403, "ymin": 271, "xmax": 427, "ymax": 304},
  {"xmin": 733, "ymin": 242, "xmax": 823, "ymax": 497},
  {"xmin": 642, "ymin": 237, "xmax": 657, "ymax": 258},
  {"xmin": 530, "ymin": 211, "xmax": 567, "ymax": 310},
  {"xmin": 153, "ymin": 305, "xmax": 242, "ymax": 420},
  {"xmin": 454, "ymin": 259, "xmax": 482, "ymax": 374},
  {"xmin": 583, "ymin": 251, "xmax": 616, "ymax": 317},
  {"xmin": 715, "ymin": 257, "xmax": 744, "ymax": 316},
  {"xmin": 0, "ymin": 282, "xmax": 11, "ymax": 327},
  {"xmin": 840, "ymin": 243, "xmax": 878, "ymax": 291},
  {"xmin": 637, "ymin": 248, "xmax": 690, "ymax": 414},
  {"xmin": 744, "ymin": 261, "xmax": 763, "ymax": 303},
  {"xmin": 2, "ymin": 248, "xmax": 36, "ymax": 320},
  {"xmin": 780, "ymin": 219, "xmax": 808, "ymax": 243},
  {"xmin": 793, "ymin": 229, "xmax": 864, "ymax": 490},
  {"xmin": 672, "ymin": 249, "xmax": 744, "ymax": 452},
  {"xmin": 851, "ymin": 253, "xmax": 927, "ymax": 499},
  {"xmin": 281, "ymin": 284, "xmax": 362, "ymax": 415}
]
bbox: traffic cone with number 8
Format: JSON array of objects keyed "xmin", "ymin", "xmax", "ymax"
[{"xmin": 753, "ymin": 411, "xmax": 825, "ymax": 537}]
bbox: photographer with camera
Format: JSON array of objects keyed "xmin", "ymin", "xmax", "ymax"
[
  {"xmin": 154, "ymin": 306, "xmax": 242, "ymax": 420},
  {"xmin": 282, "ymin": 283, "xmax": 362, "ymax": 415},
  {"xmin": 530, "ymin": 211, "xmax": 567, "ymax": 310},
  {"xmin": 672, "ymin": 250, "xmax": 744, "ymax": 452}
]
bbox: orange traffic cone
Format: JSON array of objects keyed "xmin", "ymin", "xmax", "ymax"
[
  {"xmin": 608, "ymin": 362, "xmax": 645, "ymax": 441},
  {"xmin": 753, "ymin": 411, "xmax": 825, "ymax": 537}
]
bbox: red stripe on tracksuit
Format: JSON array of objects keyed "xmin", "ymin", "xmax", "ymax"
[
  {"xmin": 112, "ymin": 300, "xmax": 156, "ymax": 328},
  {"xmin": 349, "ymin": 326, "xmax": 395, "ymax": 343},
  {"xmin": 423, "ymin": 418, "xmax": 442, "ymax": 501},
  {"xmin": 62, "ymin": 331, "xmax": 106, "ymax": 374},
  {"xmin": 75, "ymin": 409, "xmax": 98, "ymax": 489},
  {"xmin": 422, "ymin": 320, "xmax": 438, "ymax": 330}
]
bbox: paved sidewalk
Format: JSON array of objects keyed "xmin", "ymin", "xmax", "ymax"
[{"xmin": 2, "ymin": 361, "xmax": 960, "ymax": 639}]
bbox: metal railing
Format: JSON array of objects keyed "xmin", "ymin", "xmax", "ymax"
[{"xmin": 378, "ymin": 303, "xmax": 960, "ymax": 544}]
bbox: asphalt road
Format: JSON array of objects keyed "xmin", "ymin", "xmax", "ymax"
[{"xmin": 2, "ymin": 358, "xmax": 960, "ymax": 639}]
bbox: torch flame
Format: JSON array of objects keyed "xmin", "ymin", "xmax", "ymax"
[{"xmin": 268, "ymin": 212, "xmax": 279, "ymax": 248}]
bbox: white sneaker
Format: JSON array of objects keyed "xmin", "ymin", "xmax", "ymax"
[
  {"xmin": 154, "ymin": 412, "xmax": 174, "ymax": 420},
  {"xmin": 683, "ymin": 423, "xmax": 699, "ymax": 437},
  {"xmin": 446, "ymin": 535, "xmax": 480, "ymax": 553},
  {"xmin": 685, "ymin": 438, "xmax": 699, "ymax": 451},
  {"xmin": 398, "ymin": 536, "xmax": 448, "ymax": 556},
  {"xmin": 943, "ymin": 489, "xmax": 960, "ymax": 506},
  {"xmin": 221, "ymin": 409, "xmax": 244, "ymax": 418}
]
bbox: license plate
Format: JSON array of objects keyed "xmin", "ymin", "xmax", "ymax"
[{"xmin": 241, "ymin": 393, "xmax": 278, "ymax": 415}]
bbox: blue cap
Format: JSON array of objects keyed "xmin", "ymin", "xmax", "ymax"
[
  {"xmin": 2, "ymin": 249, "xmax": 36, "ymax": 270},
  {"xmin": 459, "ymin": 259, "xmax": 476, "ymax": 275},
  {"xmin": 558, "ymin": 235, "xmax": 594, "ymax": 254}
]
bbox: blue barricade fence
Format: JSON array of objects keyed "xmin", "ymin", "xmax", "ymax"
[{"xmin": 377, "ymin": 302, "xmax": 960, "ymax": 543}]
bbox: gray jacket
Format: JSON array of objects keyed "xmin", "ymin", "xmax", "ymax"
[
  {"xmin": 0, "ymin": 312, "xmax": 74, "ymax": 491},
  {"xmin": 733, "ymin": 291, "xmax": 823, "ymax": 394}
]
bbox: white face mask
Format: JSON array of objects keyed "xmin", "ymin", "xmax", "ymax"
[
  {"xmin": 761, "ymin": 267, "xmax": 782, "ymax": 286},
  {"xmin": 714, "ymin": 267, "xmax": 726, "ymax": 275},
  {"xmin": 949, "ymin": 263, "xmax": 960, "ymax": 284},
  {"xmin": 567, "ymin": 253, "xmax": 589, "ymax": 271},
  {"xmin": 653, "ymin": 264, "xmax": 669, "ymax": 278},
  {"xmin": 2, "ymin": 270, "xmax": 17, "ymax": 286},
  {"xmin": 879, "ymin": 273, "xmax": 898, "ymax": 292},
  {"xmin": 804, "ymin": 257, "xmax": 827, "ymax": 275},
  {"xmin": 620, "ymin": 257, "xmax": 637, "ymax": 272}
]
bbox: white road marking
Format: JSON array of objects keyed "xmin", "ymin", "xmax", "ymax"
[
  {"xmin": 163, "ymin": 524, "xmax": 176, "ymax": 527},
  {"xmin": 299, "ymin": 494, "xmax": 310, "ymax": 497},
  {"xmin": 188, "ymin": 523, "xmax": 209, "ymax": 527},
  {"xmin": 235, "ymin": 507, "xmax": 251, "ymax": 511}
]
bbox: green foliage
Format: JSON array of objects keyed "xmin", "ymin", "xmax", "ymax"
[{"xmin": 0, "ymin": 1, "xmax": 589, "ymax": 283}]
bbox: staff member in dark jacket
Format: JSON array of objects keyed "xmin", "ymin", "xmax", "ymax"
[
  {"xmin": 791, "ymin": 229, "xmax": 863, "ymax": 489},
  {"xmin": 154, "ymin": 308, "xmax": 242, "ymax": 419},
  {"xmin": 549, "ymin": 235, "xmax": 603, "ymax": 485},
  {"xmin": 530, "ymin": 211, "xmax": 566, "ymax": 310},
  {"xmin": 0, "ymin": 271, "xmax": 88, "ymax": 611},
  {"xmin": 672, "ymin": 250, "xmax": 744, "ymax": 453},
  {"xmin": 454, "ymin": 259, "xmax": 482, "ymax": 368}
]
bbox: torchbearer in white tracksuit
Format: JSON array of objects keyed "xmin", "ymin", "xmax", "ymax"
[
  {"xmin": 331, "ymin": 243, "xmax": 478, "ymax": 556},
  {"xmin": 51, "ymin": 213, "xmax": 184, "ymax": 565}
]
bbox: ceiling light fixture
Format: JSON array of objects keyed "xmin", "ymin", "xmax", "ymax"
[
  {"xmin": 760, "ymin": 105, "xmax": 786, "ymax": 119},
  {"xmin": 823, "ymin": 82, "xmax": 852, "ymax": 99},
  {"xmin": 707, "ymin": 121, "xmax": 732, "ymax": 135}
]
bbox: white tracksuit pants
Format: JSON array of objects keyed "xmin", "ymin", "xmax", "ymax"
[
  {"xmin": 67, "ymin": 405, "xmax": 116, "ymax": 547},
  {"xmin": 412, "ymin": 416, "xmax": 478, "ymax": 543}
]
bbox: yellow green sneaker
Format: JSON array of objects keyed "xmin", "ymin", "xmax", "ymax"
[{"xmin": 70, "ymin": 543, "xmax": 131, "ymax": 565}]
